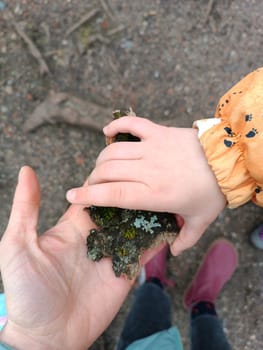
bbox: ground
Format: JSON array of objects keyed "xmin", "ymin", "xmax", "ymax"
[{"xmin": 0, "ymin": 0, "xmax": 262, "ymax": 349}]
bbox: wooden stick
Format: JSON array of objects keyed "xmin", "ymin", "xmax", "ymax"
[
  {"xmin": 107, "ymin": 25, "xmax": 126, "ymax": 37},
  {"xmin": 6, "ymin": 10, "xmax": 50, "ymax": 75},
  {"xmin": 66, "ymin": 8, "xmax": 100, "ymax": 37},
  {"xmin": 203, "ymin": 0, "xmax": 215, "ymax": 24},
  {"xmin": 99, "ymin": 0, "xmax": 116, "ymax": 22},
  {"xmin": 24, "ymin": 91, "xmax": 112, "ymax": 132}
]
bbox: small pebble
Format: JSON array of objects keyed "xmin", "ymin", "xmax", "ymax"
[
  {"xmin": 154, "ymin": 70, "xmax": 160, "ymax": 79},
  {"xmin": 1, "ymin": 106, "xmax": 8, "ymax": 114},
  {"xmin": 5, "ymin": 86, "xmax": 13, "ymax": 95},
  {"xmin": 1, "ymin": 45, "xmax": 7, "ymax": 54},
  {"xmin": 10, "ymin": 33, "xmax": 17, "ymax": 41},
  {"xmin": 120, "ymin": 39, "xmax": 133, "ymax": 50},
  {"xmin": 0, "ymin": 1, "xmax": 6, "ymax": 11},
  {"xmin": 14, "ymin": 4, "xmax": 22, "ymax": 15}
]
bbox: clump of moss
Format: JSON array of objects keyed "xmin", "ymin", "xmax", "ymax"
[{"xmin": 86, "ymin": 110, "xmax": 178, "ymax": 279}]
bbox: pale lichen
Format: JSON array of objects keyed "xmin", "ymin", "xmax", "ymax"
[{"xmin": 133, "ymin": 215, "xmax": 161, "ymax": 234}]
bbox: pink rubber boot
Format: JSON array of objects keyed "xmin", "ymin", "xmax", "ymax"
[
  {"xmin": 184, "ymin": 239, "xmax": 238, "ymax": 309},
  {"xmin": 139, "ymin": 245, "xmax": 175, "ymax": 287}
]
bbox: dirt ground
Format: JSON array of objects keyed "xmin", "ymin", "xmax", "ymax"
[{"xmin": 0, "ymin": 0, "xmax": 262, "ymax": 349}]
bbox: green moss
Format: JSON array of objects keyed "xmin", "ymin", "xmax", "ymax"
[
  {"xmin": 91, "ymin": 207, "xmax": 117, "ymax": 227},
  {"xmin": 86, "ymin": 110, "xmax": 179, "ymax": 279},
  {"xmin": 123, "ymin": 227, "xmax": 137, "ymax": 240},
  {"xmin": 78, "ymin": 25, "xmax": 92, "ymax": 47},
  {"xmin": 118, "ymin": 247, "xmax": 128, "ymax": 256}
]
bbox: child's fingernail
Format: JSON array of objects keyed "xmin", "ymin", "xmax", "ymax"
[
  {"xmin": 103, "ymin": 125, "xmax": 109, "ymax": 134},
  {"xmin": 171, "ymin": 247, "xmax": 181, "ymax": 257},
  {"xmin": 66, "ymin": 189, "xmax": 76, "ymax": 201}
]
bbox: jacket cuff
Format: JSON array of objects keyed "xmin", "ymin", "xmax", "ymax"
[{"xmin": 193, "ymin": 118, "xmax": 258, "ymax": 208}]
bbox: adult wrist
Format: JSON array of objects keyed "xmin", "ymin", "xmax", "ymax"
[{"xmin": 0, "ymin": 326, "xmax": 61, "ymax": 350}]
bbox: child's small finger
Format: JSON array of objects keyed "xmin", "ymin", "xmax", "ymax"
[
  {"xmin": 103, "ymin": 116, "xmax": 157, "ymax": 140},
  {"xmin": 96, "ymin": 142, "xmax": 143, "ymax": 165},
  {"xmin": 170, "ymin": 219, "xmax": 205, "ymax": 256},
  {"xmin": 88, "ymin": 160, "xmax": 142, "ymax": 185}
]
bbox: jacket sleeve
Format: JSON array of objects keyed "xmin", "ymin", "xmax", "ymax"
[
  {"xmin": 126, "ymin": 326, "xmax": 183, "ymax": 350},
  {"xmin": 0, "ymin": 343, "xmax": 16, "ymax": 350},
  {"xmin": 193, "ymin": 67, "xmax": 263, "ymax": 208}
]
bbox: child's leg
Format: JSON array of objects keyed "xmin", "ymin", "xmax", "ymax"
[
  {"xmin": 117, "ymin": 245, "xmax": 173, "ymax": 350},
  {"xmin": 190, "ymin": 302, "xmax": 232, "ymax": 350},
  {"xmin": 184, "ymin": 239, "xmax": 238, "ymax": 350},
  {"xmin": 117, "ymin": 280, "xmax": 172, "ymax": 350}
]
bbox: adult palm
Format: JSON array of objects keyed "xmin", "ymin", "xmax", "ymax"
[{"xmin": 0, "ymin": 167, "xmax": 132, "ymax": 350}]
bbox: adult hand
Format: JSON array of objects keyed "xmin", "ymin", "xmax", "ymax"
[
  {"xmin": 67, "ymin": 116, "xmax": 226, "ymax": 255},
  {"xmin": 0, "ymin": 166, "xmax": 133, "ymax": 350}
]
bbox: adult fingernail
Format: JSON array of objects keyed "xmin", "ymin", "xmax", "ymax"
[{"xmin": 18, "ymin": 165, "xmax": 27, "ymax": 182}]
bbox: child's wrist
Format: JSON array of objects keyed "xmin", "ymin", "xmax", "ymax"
[{"xmin": 193, "ymin": 118, "xmax": 221, "ymax": 138}]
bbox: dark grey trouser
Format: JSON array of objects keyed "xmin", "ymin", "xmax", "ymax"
[{"xmin": 117, "ymin": 282, "xmax": 232, "ymax": 350}]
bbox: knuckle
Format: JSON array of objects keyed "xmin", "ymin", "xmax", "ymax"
[
  {"xmin": 177, "ymin": 233, "xmax": 194, "ymax": 249},
  {"xmin": 108, "ymin": 143, "xmax": 122, "ymax": 157},
  {"xmin": 100, "ymin": 162, "xmax": 112, "ymax": 179},
  {"xmin": 91, "ymin": 162, "xmax": 113, "ymax": 183},
  {"xmin": 96, "ymin": 149, "xmax": 106, "ymax": 165},
  {"xmin": 112, "ymin": 184, "xmax": 125, "ymax": 205},
  {"xmin": 96, "ymin": 143, "xmax": 117, "ymax": 164}
]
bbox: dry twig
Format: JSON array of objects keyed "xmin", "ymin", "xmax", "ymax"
[
  {"xmin": 203, "ymin": 0, "xmax": 215, "ymax": 24},
  {"xmin": 107, "ymin": 24, "xmax": 126, "ymax": 37},
  {"xmin": 65, "ymin": 3, "xmax": 123, "ymax": 53},
  {"xmin": 87, "ymin": 33, "xmax": 111, "ymax": 45},
  {"xmin": 6, "ymin": 10, "xmax": 50, "ymax": 75},
  {"xmin": 66, "ymin": 8, "xmax": 100, "ymax": 37},
  {"xmin": 99, "ymin": 0, "xmax": 116, "ymax": 22},
  {"xmin": 79, "ymin": 27, "xmax": 124, "ymax": 53},
  {"xmin": 24, "ymin": 91, "xmax": 112, "ymax": 132},
  {"xmin": 79, "ymin": 33, "xmax": 111, "ymax": 54}
]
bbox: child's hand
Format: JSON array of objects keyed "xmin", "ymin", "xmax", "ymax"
[{"xmin": 67, "ymin": 116, "xmax": 226, "ymax": 255}]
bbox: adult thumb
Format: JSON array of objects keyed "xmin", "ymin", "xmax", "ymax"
[{"xmin": 3, "ymin": 166, "xmax": 40, "ymax": 242}]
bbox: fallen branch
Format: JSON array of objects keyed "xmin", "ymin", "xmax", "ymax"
[
  {"xmin": 99, "ymin": 0, "xmax": 116, "ymax": 23},
  {"xmin": 107, "ymin": 24, "xmax": 126, "ymax": 37},
  {"xmin": 66, "ymin": 8, "xmax": 100, "ymax": 37},
  {"xmin": 6, "ymin": 10, "xmax": 50, "ymax": 75},
  {"xmin": 79, "ymin": 33, "xmax": 111, "ymax": 54},
  {"xmin": 88, "ymin": 33, "xmax": 110, "ymax": 45},
  {"xmin": 24, "ymin": 91, "xmax": 112, "ymax": 132},
  {"xmin": 203, "ymin": 0, "xmax": 215, "ymax": 24}
]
